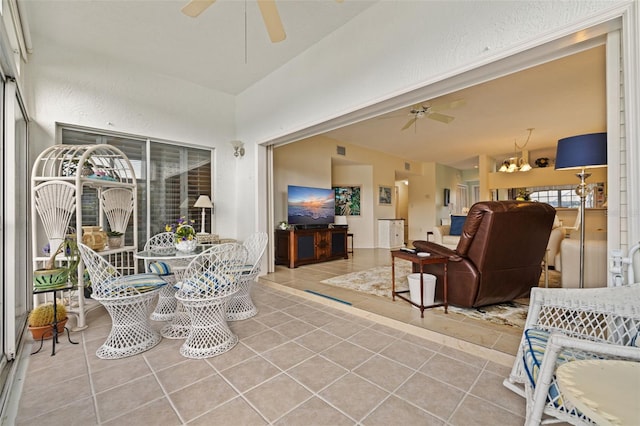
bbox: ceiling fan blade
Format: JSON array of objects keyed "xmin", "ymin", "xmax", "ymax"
[
  {"xmin": 401, "ymin": 118, "xmax": 417, "ymax": 131},
  {"xmin": 429, "ymin": 99, "xmax": 466, "ymax": 112},
  {"xmin": 257, "ymin": 0, "xmax": 286, "ymax": 43},
  {"xmin": 427, "ymin": 112, "xmax": 455, "ymax": 124},
  {"xmin": 181, "ymin": 0, "xmax": 216, "ymax": 17}
]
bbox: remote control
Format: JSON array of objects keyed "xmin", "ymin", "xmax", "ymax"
[{"xmin": 400, "ymin": 247, "xmax": 416, "ymax": 253}]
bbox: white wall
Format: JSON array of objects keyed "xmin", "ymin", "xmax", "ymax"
[
  {"xmin": 236, "ymin": 1, "xmax": 620, "ymax": 145},
  {"xmin": 24, "ymin": 36, "xmax": 250, "ymax": 239}
]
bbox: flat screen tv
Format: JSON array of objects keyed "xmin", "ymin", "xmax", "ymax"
[{"xmin": 287, "ymin": 185, "xmax": 335, "ymax": 226}]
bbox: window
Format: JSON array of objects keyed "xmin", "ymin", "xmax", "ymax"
[
  {"xmin": 528, "ymin": 184, "xmax": 602, "ymax": 208},
  {"xmin": 62, "ymin": 128, "xmax": 212, "ymax": 249}
]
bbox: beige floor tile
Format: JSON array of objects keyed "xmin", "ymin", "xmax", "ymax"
[
  {"xmin": 102, "ymin": 397, "xmax": 181, "ymax": 426},
  {"xmin": 469, "ymin": 370, "xmax": 526, "ymax": 416},
  {"xmin": 261, "ymin": 341, "xmax": 315, "ymax": 370},
  {"xmin": 244, "ymin": 374, "xmax": 313, "ymax": 422},
  {"xmin": 90, "ymin": 355, "xmax": 153, "ymax": 393},
  {"xmin": 274, "ymin": 396, "xmax": 353, "ymax": 426},
  {"xmin": 187, "ymin": 396, "xmax": 267, "ymax": 425},
  {"xmin": 319, "ymin": 373, "xmax": 389, "ymax": 421},
  {"xmin": 17, "ymin": 374, "xmax": 92, "ymax": 421},
  {"xmin": 241, "ymin": 328, "xmax": 290, "ymax": 353},
  {"xmin": 295, "ymin": 329, "xmax": 343, "ymax": 353},
  {"xmin": 449, "ymin": 394, "xmax": 525, "ymax": 426},
  {"xmin": 219, "ymin": 356, "xmax": 280, "ymax": 392},
  {"xmin": 205, "ymin": 341, "xmax": 257, "ymax": 372},
  {"xmin": 395, "ymin": 372, "xmax": 466, "ymax": 419},
  {"xmin": 320, "ymin": 341, "xmax": 374, "ymax": 371},
  {"xmin": 228, "ymin": 318, "xmax": 270, "ymax": 339},
  {"xmin": 362, "ymin": 395, "xmax": 444, "ymax": 426},
  {"xmin": 438, "ymin": 345, "xmax": 489, "ymax": 368},
  {"xmin": 155, "ymin": 359, "xmax": 217, "ymax": 393},
  {"xmin": 379, "ymin": 339, "xmax": 436, "ymax": 369},
  {"xmin": 272, "ymin": 318, "xmax": 317, "ymax": 340},
  {"xmin": 347, "ymin": 328, "xmax": 398, "ymax": 353},
  {"xmin": 321, "ymin": 319, "xmax": 366, "ymax": 339},
  {"xmin": 167, "ymin": 374, "xmax": 238, "ymax": 423},
  {"xmin": 142, "ymin": 340, "xmax": 193, "ymax": 372},
  {"xmin": 95, "ymin": 375, "xmax": 165, "ymax": 423},
  {"xmin": 254, "ymin": 310, "xmax": 297, "ymax": 328},
  {"xmin": 15, "ymin": 396, "xmax": 97, "ymax": 426},
  {"xmin": 420, "ymin": 354, "xmax": 483, "ymax": 391},
  {"xmin": 287, "ymin": 355, "xmax": 348, "ymax": 392},
  {"xmin": 353, "ymin": 355, "xmax": 414, "ymax": 392}
]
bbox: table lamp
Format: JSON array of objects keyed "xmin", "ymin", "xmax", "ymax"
[
  {"xmin": 193, "ymin": 195, "xmax": 214, "ymax": 234},
  {"xmin": 555, "ymin": 132, "xmax": 607, "ymax": 288}
]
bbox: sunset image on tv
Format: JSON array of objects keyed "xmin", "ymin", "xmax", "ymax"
[{"xmin": 287, "ymin": 185, "xmax": 335, "ymax": 225}]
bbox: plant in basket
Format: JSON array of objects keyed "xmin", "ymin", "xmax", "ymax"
[
  {"xmin": 34, "ymin": 237, "xmax": 81, "ymax": 291},
  {"xmin": 166, "ymin": 216, "xmax": 197, "ymax": 252}
]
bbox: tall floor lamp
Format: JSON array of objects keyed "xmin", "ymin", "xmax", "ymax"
[
  {"xmin": 555, "ymin": 132, "xmax": 607, "ymax": 288},
  {"xmin": 193, "ymin": 195, "xmax": 214, "ymax": 234}
]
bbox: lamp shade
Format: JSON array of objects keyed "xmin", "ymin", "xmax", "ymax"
[
  {"xmin": 555, "ymin": 132, "xmax": 607, "ymax": 170},
  {"xmin": 334, "ymin": 215, "xmax": 348, "ymax": 226},
  {"xmin": 193, "ymin": 195, "xmax": 213, "ymax": 209}
]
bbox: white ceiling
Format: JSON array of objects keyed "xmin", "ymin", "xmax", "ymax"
[
  {"xmin": 23, "ymin": 1, "xmax": 606, "ymax": 170},
  {"xmin": 323, "ymin": 45, "xmax": 606, "ymax": 171}
]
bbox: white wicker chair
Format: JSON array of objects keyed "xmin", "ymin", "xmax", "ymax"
[
  {"xmin": 175, "ymin": 243, "xmax": 247, "ymax": 359},
  {"xmin": 227, "ymin": 231, "xmax": 268, "ymax": 321},
  {"xmin": 78, "ymin": 243, "xmax": 167, "ymax": 359},
  {"xmin": 504, "ymin": 284, "xmax": 640, "ymax": 425},
  {"xmin": 143, "ymin": 232, "xmax": 189, "ymax": 321}
]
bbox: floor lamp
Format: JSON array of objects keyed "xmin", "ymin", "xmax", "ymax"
[
  {"xmin": 193, "ymin": 195, "xmax": 213, "ymax": 234},
  {"xmin": 555, "ymin": 132, "xmax": 607, "ymax": 288}
]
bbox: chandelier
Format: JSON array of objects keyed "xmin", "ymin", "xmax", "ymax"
[{"xmin": 498, "ymin": 128, "xmax": 534, "ymax": 173}]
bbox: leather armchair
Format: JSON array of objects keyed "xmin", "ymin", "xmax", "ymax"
[{"xmin": 413, "ymin": 201, "xmax": 556, "ymax": 308}]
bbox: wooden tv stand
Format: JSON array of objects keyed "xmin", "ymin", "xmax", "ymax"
[{"xmin": 275, "ymin": 227, "xmax": 348, "ymax": 268}]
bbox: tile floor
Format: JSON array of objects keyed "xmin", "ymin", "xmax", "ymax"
[{"xmin": 9, "ymin": 249, "xmax": 530, "ymax": 425}]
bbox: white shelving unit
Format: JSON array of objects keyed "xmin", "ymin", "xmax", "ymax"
[
  {"xmin": 378, "ymin": 219, "xmax": 405, "ymax": 249},
  {"xmin": 31, "ymin": 144, "xmax": 138, "ymax": 329}
]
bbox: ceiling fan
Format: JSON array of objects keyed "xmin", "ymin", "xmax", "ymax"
[
  {"xmin": 182, "ymin": 0, "xmax": 344, "ymax": 44},
  {"xmin": 401, "ymin": 99, "xmax": 466, "ymax": 131}
]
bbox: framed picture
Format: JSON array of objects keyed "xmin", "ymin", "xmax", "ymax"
[
  {"xmin": 378, "ymin": 185, "xmax": 392, "ymax": 205},
  {"xmin": 333, "ymin": 186, "xmax": 361, "ymax": 216}
]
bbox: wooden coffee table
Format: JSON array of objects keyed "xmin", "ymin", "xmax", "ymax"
[{"xmin": 391, "ymin": 250, "xmax": 448, "ymax": 318}]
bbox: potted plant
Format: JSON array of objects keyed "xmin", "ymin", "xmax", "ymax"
[
  {"xmin": 34, "ymin": 238, "xmax": 81, "ymax": 291},
  {"xmin": 107, "ymin": 230, "xmax": 124, "ymax": 248},
  {"xmin": 28, "ymin": 302, "xmax": 68, "ymax": 341}
]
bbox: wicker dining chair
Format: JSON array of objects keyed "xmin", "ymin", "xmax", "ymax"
[
  {"xmin": 227, "ymin": 231, "xmax": 268, "ymax": 321},
  {"xmin": 143, "ymin": 232, "xmax": 190, "ymax": 321},
  {"xmin": 175, "ymin": 243, "xmax": 248, "ymax": 359},
  {"xmin": 77, "ymin": 243, "xmax": 167, "ymax": 359},
  {"xmin": 503, "ymin": 284, "xmax": 640, "ymax": 425}
]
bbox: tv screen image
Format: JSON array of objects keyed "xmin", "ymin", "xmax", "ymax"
[{"xmin": 287, "ymin": 185, "xmax": 335, "ymax": 226}]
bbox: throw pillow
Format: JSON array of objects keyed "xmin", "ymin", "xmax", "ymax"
[{"xmin": 449, "ymin": 215, "xmax": 467, "ymax": 236}]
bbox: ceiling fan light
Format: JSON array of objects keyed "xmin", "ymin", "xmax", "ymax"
[
  {"xmin": 499, "ymin": 161, "xmax": 509, "ymax": 172},
  {"xmin": 507, "ymin": 162, "xmax": 518, "ymax": 173}
]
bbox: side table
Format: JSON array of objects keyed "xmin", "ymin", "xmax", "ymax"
[
  {"xmin": 391, "ymin": 250, "xmax": 448, "ymax": 318},
  {"xmin": 347, "ymin": 233, "xmax": 354, "ymax": 255},
  {"xmin": 31, "ymin": 285, "xmax": 78, "ymax": 356}
]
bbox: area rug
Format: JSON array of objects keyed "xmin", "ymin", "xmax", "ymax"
[{"xmin": 320, "ymin": 263, "xmax": 560, "ymax": 328}]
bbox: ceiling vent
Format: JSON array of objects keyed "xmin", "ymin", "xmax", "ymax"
[
  {"xmin": 337, "ymin": 146, "xmax": 346, "ymax": 156},
  {"xmin": 405, "ymin": 162, "xmax": 411, "ymax": 171}
]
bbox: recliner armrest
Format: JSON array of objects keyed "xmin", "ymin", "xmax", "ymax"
[{"xmin": 413, "ymin": 240, "xmax": 458, "ymax": 259}]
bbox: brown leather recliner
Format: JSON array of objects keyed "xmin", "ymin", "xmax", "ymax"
[{"xmin": 412, "ymin": 201, "xmax": 555, "ymax": 308}]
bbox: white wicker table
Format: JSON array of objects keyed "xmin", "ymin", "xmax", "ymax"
[
  {"xmin": 556, "ymin": 359, "xmax": 640, "ymax": 426},
  {"xmin": 135, "ymin": 246, "xmax": 206, "ymax": 329}
]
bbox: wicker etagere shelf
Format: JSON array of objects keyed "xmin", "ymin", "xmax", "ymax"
[{"xmin": 31, "ymin": 144, "xmax": 139, "ymax": 330}]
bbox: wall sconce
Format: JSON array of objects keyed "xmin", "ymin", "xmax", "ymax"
[{"xmin": 230, "ymin": 140, "xmax": 245, "ymax": 158}]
